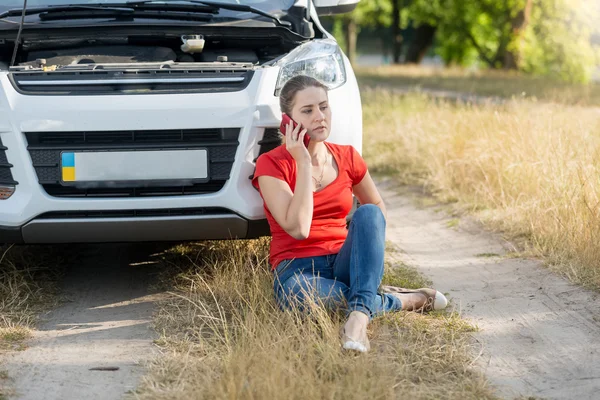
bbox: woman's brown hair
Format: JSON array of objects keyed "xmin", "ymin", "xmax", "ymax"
[{"xmin": 279, "ymin": 75, "xmax": 328, "ymax": 115}]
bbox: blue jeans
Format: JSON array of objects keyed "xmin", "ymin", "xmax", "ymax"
[{"xmin": 272, "ymin": 204, "xmax": 402, "ymax": 318}]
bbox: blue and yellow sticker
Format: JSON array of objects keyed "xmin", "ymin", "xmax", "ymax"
[{"xmin": 61, "ymin": 152, "xmax": 75, "ymax": 182}]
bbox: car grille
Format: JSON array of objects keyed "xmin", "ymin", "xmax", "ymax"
[
  {"xmin": 0, "ymin": 137, "xmax": 18, "ymax": 186},
  {"xmin": 10, "ymin": 68, "xmax": 254, "ymax": 95},
  {"xmin": 25, "ymin": 128, "xmax": 239, "ymax": 198}
]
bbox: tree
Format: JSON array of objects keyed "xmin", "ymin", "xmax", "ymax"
[
  {"xmin": 328, "ymin": 0, "xmax": 392, "ymax": 65},
  {"xmin": 406, "ymin": 0, "xmax": 600, "ymax": 82},
  {"xmin": 407, "ymin": 0, "xmax": 534, "ymax": 69},
  {"xmin": 520, "ymin": 0, "xmax": 600, "ymax": 82},
  {"xmin": 405, "ymin": 23, "xmax": 436, "ymax": 64},
  {"xmin": 504, "ymin": 0, "xmax": 533, "ymax": 69},
  {"xmin": 392, "ymin": 0, "xmax": 403, "ymax": 63}
]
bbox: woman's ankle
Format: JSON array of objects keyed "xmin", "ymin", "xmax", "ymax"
[
  {"xmin": 348, "ymin": 310, "xmax": 369, "ymax": 322},
  {"xmin": 344, "ymin": 311, "xmax": 369, "ymax": 337}
]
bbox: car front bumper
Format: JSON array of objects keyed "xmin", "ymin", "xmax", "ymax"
[{"xmin": 0, "ymin": 56, "xmax": 362, "ymax": 243}]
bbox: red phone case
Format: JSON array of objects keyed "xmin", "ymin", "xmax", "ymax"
[{"xmin": 281, "ymin": 113, "xmax": 310, "ymax": 147}]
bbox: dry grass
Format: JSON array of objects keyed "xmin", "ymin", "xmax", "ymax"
[
  {"xmin": 360, "ymin": 84, "xmax": 600, "ymax": 288},
  {"xmin": 0, "ymin": 245, "xmax": 67, "ymax": 350},
  {"xmin": 0, "ymin": 244, "xmax": 67, "ymax": 398},
  {"xmin": 132, "ymin": 239, "xmax": 495, "ymax": 400},
  {"xmin": 356, "ymin": 65, "xmax": 600, "ymax": 107}
]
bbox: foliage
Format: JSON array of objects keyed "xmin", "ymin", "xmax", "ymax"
[
  {"xmin": 336, "ymin": 0, "xmax": 393, "ymax": 28},
  {"xmin": 333, "ymin": 0, "xmax": 600, "ymax": 83},
  {"xmin": 520, "ymin": 0, "xmax": 600, "ymax": 83},
  {"xmin": 409, "ymin": 0, "xmax": 600, "ymax": 82},
  {"xmin": 325, "ymin": 0, "xmax": 393, "ymax": 50}
]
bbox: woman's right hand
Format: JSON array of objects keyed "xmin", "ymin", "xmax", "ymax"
[{"xmin": 284, "ymin": 121, "xmax": 310, "ymax": 164}]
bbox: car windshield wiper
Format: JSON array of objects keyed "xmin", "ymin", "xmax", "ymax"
[
  {"xmin": 0, "ymin": 5, "xmax": 135, "ymax": 19},
  {"xmin": 0, "ymin": 3, "xmax": 222, "ymax": 23},
  {"xmin": 127, "ymin": 0, "xmax": 291, "ymax": 27},
  {"xmin": 38, "ymin": 8, "xmax": 217, "ymax": 22}
]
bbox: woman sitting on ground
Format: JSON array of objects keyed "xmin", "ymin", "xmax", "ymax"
[{"xmin": 252, "ymin": 74, "xmax": 448, "ymax": 353}]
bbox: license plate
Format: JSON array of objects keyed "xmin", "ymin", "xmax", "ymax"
[{"xmin": 61, "ymin": 150, "xmax": 208, "ymax": 183}]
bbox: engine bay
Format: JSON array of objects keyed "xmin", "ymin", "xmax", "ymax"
[{"xmin": 0, "ymin": 30, "xmax": 302, "ymax": 70}]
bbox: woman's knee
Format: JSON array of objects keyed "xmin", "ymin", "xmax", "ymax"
[{"xmin": 352, "ymin": 204, "xmax": 385, "ymax": 228}]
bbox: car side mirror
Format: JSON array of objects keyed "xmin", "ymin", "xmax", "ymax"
[{"xmin": 313, "ymin": 0, "xmax": 360, "ymax": 16}]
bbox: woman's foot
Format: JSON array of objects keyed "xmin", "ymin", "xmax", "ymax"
[
  {"xmin": 381, "ymin": 286, "xmax": 448, "ymax": 312},
  {"xmin": 341, "ymin": 311, "xmax": 370, "ymax": 353}
]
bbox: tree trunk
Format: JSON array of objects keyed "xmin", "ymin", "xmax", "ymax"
[
  {"xmin": 392, "ymin": 0, "xmax": 403, "ymax": 63},
  {"xmin": 375, "ymin": 20, "xmax": 389, "ymax": 64},
  {"xmin": 405, "ymin": 24, "xmax": 436, "ymax": 64},
  {"xmin": 345, "ymin": 19, "xmax": 357, "ymax": 66},
  {"xmin": 504, "ymin": 0, "xmax": 533, "ymax": 69}
]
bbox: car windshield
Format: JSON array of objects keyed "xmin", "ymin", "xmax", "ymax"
[{"xmin": 0, "ymin": 0, "xmax": 296, "ymax": 14}]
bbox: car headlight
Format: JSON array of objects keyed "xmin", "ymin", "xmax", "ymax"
[{"xmin": 274, "ymin": 39, "xmax": 347, "ymax": 96}]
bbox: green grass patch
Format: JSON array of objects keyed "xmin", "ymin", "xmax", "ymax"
[
  {"xmin": 475, "ymin": 253, "xmax": 501, "ymax": 258},
  {"xmin": 0, "ymin": 327, "xmax": 31, "ymax": 344},
  {"xmin": 446, "ymin": 218, "xmax": 460, "ymax": 229}
]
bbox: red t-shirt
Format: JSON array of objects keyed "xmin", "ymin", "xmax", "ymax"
[{"xmin": 252, "ymin": 142, "xmax": 367, "ymax": 269}]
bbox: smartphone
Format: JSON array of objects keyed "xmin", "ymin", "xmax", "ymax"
[{"xmin": 280, "ymin": 113, "xmax": 310, "ymax": 147}]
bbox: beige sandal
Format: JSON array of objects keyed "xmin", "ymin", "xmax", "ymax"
[{"xmin": 380, "ymin": 285, "xmax": 448, "ymax": 312}]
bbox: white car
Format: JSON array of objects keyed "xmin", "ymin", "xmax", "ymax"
[{"xmin": 0, "ymin": 0, "xmax": 362, "ymax": 244}]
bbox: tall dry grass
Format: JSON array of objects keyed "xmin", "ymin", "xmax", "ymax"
[
  {"xmin": 361, "ymin": 87, "xmax": 600, "ymax": 288},
  {"xmin": 133, "ymin": 239, "xmax": 495, "ymax": 400},
  {"xmin": 0, "ymin": 244, "xmax": 67, "ymax": 398},
  {"xmin": 0, "ymin": 245, "xmax": 66, "ymax": 349}
]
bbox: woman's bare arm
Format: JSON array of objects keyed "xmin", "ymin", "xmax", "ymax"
[
  {"xmin": 352, "ymin": 171, "xmax": 387, "ymax": 219},
  {"xmin": 258, "ymin": 168, "xmax": 313, "ymax": 239}
]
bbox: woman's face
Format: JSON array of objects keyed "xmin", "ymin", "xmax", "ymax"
[{"xmin": 289, "ymin": 86, "xmax": 332, "ymax": 143}]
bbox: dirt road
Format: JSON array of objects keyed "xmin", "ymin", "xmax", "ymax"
[
  {"xmin": 380, "ymin": 181, "xmax": 600, "ymax": 399},
  {"xmin": 2, "ymin": 244, "xmax": 166, "ymax": 400}
]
